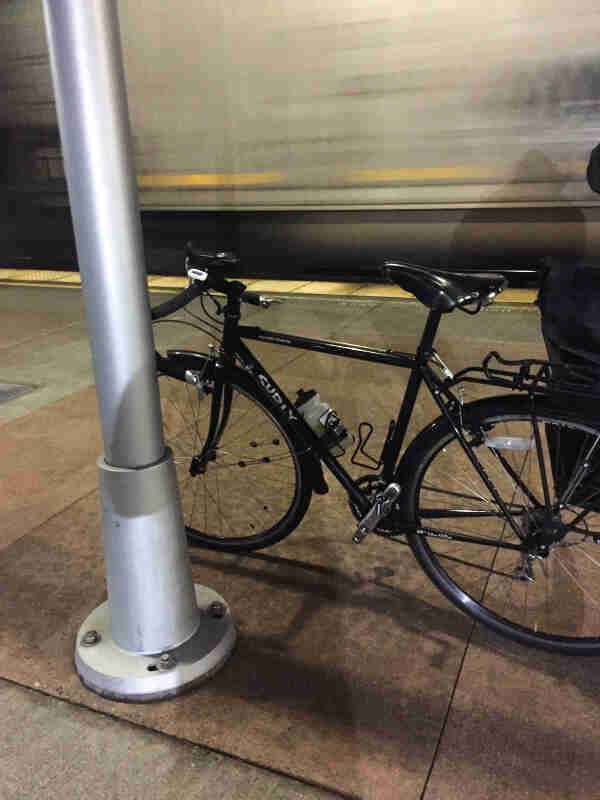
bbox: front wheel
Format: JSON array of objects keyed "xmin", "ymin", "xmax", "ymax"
[
  {"xmin": 401, "ymin": 395, "xmax": 600, "ymax": 654},
  {"xmin": 158, "ymin": 359, "xmax": 312, "ymax": 552}
]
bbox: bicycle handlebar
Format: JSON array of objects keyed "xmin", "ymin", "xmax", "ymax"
[
  {"xmin": 150, "ymin": 282, "xmax": 203, "ymax": 320},
  {"xmin": 150, "ymin": 269, "xmax": 280, "ymax": 320}
]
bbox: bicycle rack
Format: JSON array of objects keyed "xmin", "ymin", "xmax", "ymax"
[{"xmin": 451, "ymin": 350, "xmax": 600, "ymax": 399}]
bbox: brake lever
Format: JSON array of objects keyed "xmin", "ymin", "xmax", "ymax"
[{"xmin": 259, "ymin": 296, "xmax": 284, "ymax": 308}]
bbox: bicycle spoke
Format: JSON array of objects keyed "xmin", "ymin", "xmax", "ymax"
[
  {"xmin": 489, "ymin": 447, "xmax": 542, "ymax": 508},
  {"xmin": 575, "ymin": 547, "xmax": 600, "ymax": 571},
  {"xmin": 553, "ymin": 554, "xmax": 600, "ymax": 610},
  {"xmin": 421, "ymin": 484, "xmax": 500, "ymax": 505},
  {"xmin": 565, "ymin": 504, "xmax": 597, "ymax": 530},
  {"xmin": 560, "ymin": 434, "xmax": 600, "ymax": 506},
  {"xmin": 429, "ymin": 550, "xmax": 521, "ymax": 580}
]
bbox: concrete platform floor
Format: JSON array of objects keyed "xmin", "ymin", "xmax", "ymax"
[
  {"xmin": 0, "ymin": 679, "xmax": 338, "ymax": 800},
  {"xmin": 2, "ymin": 282, "xmax": 598, "ymax": 799}
]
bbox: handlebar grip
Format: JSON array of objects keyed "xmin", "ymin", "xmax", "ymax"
[{"xmin": 150, "ymin": 283, "xmax": 202, "ymax": 320}]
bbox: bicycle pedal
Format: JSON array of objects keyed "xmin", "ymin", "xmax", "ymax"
[
  {"xmin": 352, "ymin": 525, "xmax": 369, "ymax": 544},
  {"xmin": 352, "ymin": 482, "xmax": 401, "ymax": 544}
]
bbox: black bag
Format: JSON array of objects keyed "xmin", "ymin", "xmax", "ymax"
[
  {"xmin": 538, "ymin": 261, "xmax": 600, "ymax": 371},
  {"xmin": 587, "ymin": 142, "xmax": 600, "ymax": 194},
  {"xmin": 538, "ymin": 261, "xmax": 600, "ymax": 510}
]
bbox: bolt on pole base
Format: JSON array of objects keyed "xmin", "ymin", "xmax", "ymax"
[{"xmin": 75, "ymin": 586, "xmax": 236, "ymax": 702}]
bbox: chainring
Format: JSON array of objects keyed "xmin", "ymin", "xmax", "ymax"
[{"xmin": 348, "ymin": 474, "xmax": 403, "ymax": 535}]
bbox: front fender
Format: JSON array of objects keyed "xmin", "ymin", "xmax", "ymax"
[{"xmin": 156, "ymin": 349, "xmax": 211, "ymax": 381}]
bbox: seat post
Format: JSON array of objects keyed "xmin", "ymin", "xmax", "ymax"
[{"xmin": 417, "ymin": 307, "xmax": 443, "ymax": 360}]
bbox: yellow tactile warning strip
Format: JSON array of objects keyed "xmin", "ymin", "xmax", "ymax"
[
  {"xmin": 137, "ymin": 172, "xmax": 283, "ymax": 188},
  {"xmin": 147, "ymin": 275, "xmax": 188, "ymax": 289},
  {"xmin": 0, "ymin": 268, "xmax": 537, "ymax": 304},
  {"xmin": 133, "ymin": 162, "xmax": 588, "ymax": 189},
  {"xmin": 348, "ymin": 161, "xmax": 587, "ymax": 184}
]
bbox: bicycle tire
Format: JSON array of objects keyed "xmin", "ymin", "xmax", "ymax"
[
  {"xmin": 158, "ymin": 356, "xmax": 312, "ymax": 552},
  {"xmin": 400, "ymin": 394, "xmax": 600, "ymax": 654}
]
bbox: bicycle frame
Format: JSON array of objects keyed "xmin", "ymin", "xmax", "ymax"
[
  {"xmin": 211, "ymin": 298, "xmax": 565, "ymax": 548},
  {"xmin": 158, "ymin": 282, "xmax": 589, "ymax": 552},
  {"xmin": 158, "ymin": 285, "xmax": 600, "ymax": 557},
  {"xmin": 214, "ymin": 304, "xmax": 445, "ymax": 515}
]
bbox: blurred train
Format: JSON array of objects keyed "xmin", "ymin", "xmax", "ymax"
[{"xmin": 2, "ymin": 0, "xmax": 600, "ymax": 279}]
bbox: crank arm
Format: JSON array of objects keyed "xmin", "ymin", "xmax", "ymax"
[{"xmin": 353, "ymin": 482, "xmax": 401, "ymax": 544}]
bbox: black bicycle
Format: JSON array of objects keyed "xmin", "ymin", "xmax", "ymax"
[{"xmin": 152, "ymin": 243, "xmax": 600, "ymax": 655}]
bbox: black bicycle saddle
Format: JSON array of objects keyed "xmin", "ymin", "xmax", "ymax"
[{"xmin": 382, "ymin": 261, "xmax": 508, "ymax": 313}]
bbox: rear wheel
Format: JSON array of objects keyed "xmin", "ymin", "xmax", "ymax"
[
  {"xmin": 402, "ymin": 395, "xmax": 600, "ymax": 654},
  {"xmin": 158, "ymin": 360, "xmax": 311, "ymax": 552}
]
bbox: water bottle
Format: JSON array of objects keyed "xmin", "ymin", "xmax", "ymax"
[{"xmin": 294, "ymin": 389, "xmax": 354, "ymax": 456}]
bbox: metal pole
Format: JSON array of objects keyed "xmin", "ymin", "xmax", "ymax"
[
  {"xmin": 42, "ymin": 0, "xmax": 235, "ymax": 701},
  {"xmin": 43, "ymin": 0, "xmax": 161, "ymax": 469}
]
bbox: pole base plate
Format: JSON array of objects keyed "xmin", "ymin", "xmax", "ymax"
[{"xmin": 75, "ymin": 585, "xmax": 236, "ymax": 702}]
